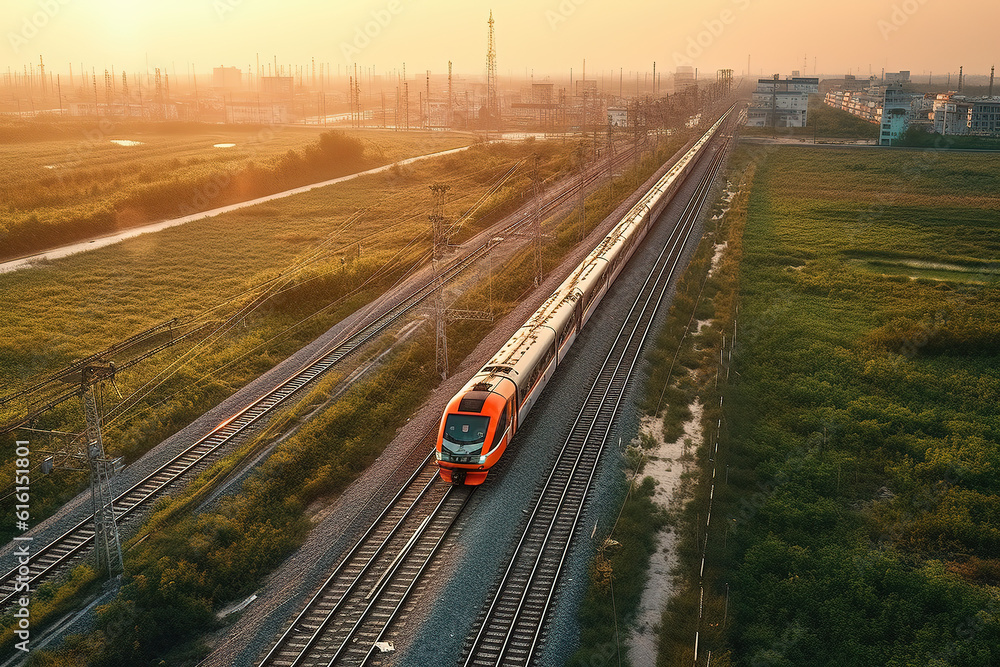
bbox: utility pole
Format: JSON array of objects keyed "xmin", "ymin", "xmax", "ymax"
[
  {"xmin": 578, "ymin": 143, "xmax": 587, "ymax": 241},
  {"xmin": 430, "ymin": 184, "xmax": 451, "ymax": 380},
  {"xmin": 532, "ymin": 156, "xmax": 543, "ymax": 286},
  {"xmin": 771, "ymin": 73, "xmax": 778, "ymax": 137},
  {"xmin": 79, "ymin": 364, "xmax": 124, "ymax": 575}
]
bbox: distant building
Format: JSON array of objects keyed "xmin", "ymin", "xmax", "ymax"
[
  {"xmin": 884, "ymin": 70, "xmax": 911, "ymax": 85},
  {"xmin": 532, "ymin": 83, "xmax": 554, "ymax": 104},
  {"xmin": 879, "ymin": 83, "xmax": 916, "ymax": 145},
  {"xmin": 820, "ymin": 74, "xmax": 864, "ymax": 93},
  {"xmin": 827, "ymin": 86, "xmax": 999, "ymax": 139},
  {"xmin": 261, "ymin": 76, "xmax": 294, "ymax": 99},
  {"xmin": 755, "ymin": 77, "xmax": 819, "ymax": 94},
  {"xmin": 225, "ymin": 102, "xmax": 288, "ymax": 124},
  {"xmin": 213, "ymin": 66, "xmax": 242, "ymax": 90},
  {"xmin": 674, "ymin": 66, "xmax": 696, "ymax": 91},
  {"xmin": 824, "ymin": 79, "xmax": 920, "ymax": 143},
  {"xmin": 930, "ymin": 93, "xmax": 973, "ymax": 135},
  {"xmin": 968, "ymin": 98, "xmax": 1000, "ymax": 136},
  {"xmin": 745, "ymin": 76, "xmax": 818, "ymax": 127},
  {"xmin": 607, "ymin": 107, "xmax": 627, "ymax": 127}
]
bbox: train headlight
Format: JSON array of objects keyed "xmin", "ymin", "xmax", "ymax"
[
  {"xmin": 478, "ymin": 455, "xmax": 487, "ymax": 465},
  {"xmin": 435, "ymin": 451, "xmax": 441, "ymax": 461}
]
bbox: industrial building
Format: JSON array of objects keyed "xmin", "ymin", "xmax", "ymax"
[{"xmin": 674, "ymin": 66, "xmax": 696, "ymax": 91}]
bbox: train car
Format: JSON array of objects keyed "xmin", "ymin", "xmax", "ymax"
[{"xmin": 436, "ymin": 110, "xmax": 731, "ymax": 485}]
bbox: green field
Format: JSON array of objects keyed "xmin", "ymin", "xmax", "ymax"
[
  {"xmin": 1, "ymin": 134, "xmax": 695, "ymax": 663},
  {"xmin": 0, "ymin": 136, "xmax": 575, "ymax": 541},
  {"xmin": 0, "ymin": 119, "xmax": 472, "ymax": 259},
  {"xmin": 705, "ymin": 146, "xmax": 1000, "ymax": 665}
]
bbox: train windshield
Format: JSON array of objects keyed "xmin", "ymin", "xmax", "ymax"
[{"xmin": 441, "ymin": 414, "xmax": 490, "ymax": 457}]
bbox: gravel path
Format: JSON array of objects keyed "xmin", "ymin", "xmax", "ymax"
[
  {"xmin": 2, "ymin": 133, "xmax": 722, "ymax": 666},
  {"xmin": 392, "ymin": 137, "xmax": 728, "ymax": 667},
  {"xmin": 198, "ymin": 138, "xmax": 703, "ymax": 667}
]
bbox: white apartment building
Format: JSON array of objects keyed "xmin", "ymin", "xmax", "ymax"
[
  {"xmin": 746, "ymin": 77, "xmax": 819, "ymax": 128},
  {"xmin": 930, "ymin": 93, "xmax": 974, "ymax": 135},
  {"xmin": 968, "ymin": 98, "xmax": 1000, "ymax": 136}
]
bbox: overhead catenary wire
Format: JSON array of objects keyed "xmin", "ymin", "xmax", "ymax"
[{"xmin": 11, "ymin": 151, "xmax": 547, "ymax": 437}]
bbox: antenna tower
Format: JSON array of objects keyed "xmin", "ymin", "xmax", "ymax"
[{"xmin": 486, "ymin": 10, "xmax": 499, "ymax": 134}]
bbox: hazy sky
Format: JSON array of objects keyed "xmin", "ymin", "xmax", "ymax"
[{"xmin": 2, "ymin": 0, "xmax": 996, "ymax": 81}]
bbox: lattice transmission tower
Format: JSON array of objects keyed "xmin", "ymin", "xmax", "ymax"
[
  {"xmin": 486, "ymin": 10, "xmax": 499, "ymax": 135},
  {"xmin": 430, "ymin": 184, "xmax": 452, "ymax": 379}
]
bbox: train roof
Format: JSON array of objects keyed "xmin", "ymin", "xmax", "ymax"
[{"xmin": 463, "ymin": 111, "xmax": 731, "ymax": 396}]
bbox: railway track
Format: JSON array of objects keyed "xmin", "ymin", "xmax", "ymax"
[
  {"xmin": 461, "ymin": 134, "xmax": 731, "ymax": 667},
  {"xmin": 0, "ymin": 141, "xmax": 639, "ymax": 610},
  {"xmin": 257, "ymin": 442, "xmax": 470, "ymax": 667}
]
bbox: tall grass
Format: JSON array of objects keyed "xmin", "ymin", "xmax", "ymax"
[
  {"xmin": 701, "ymin": 145, "xmax": 1000, "ymax": 665},
  {"xmin": 8, "ymin": 131, "xmax": 696, "ymax": 666},
  {"xmin": 0, "ymin": 138, "xmax": 573, "ymax": 543},
  {"xmin": 0, "ymin": 122, "xmax": 471, "ymax": 259}
]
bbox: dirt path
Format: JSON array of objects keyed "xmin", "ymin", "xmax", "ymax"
[
  {"xmin": 0, "ymin": 145, "xmax": 474, "ymax": 274},
  {"xmin": 627, "ymin": 405, "xmax": 702, "ymax": 666}
]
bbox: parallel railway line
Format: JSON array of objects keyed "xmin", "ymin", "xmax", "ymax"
[
  {"xmin": 251, "ymin": 114, "xmax": 733, "ymax": 667},
  {"xmin": 257, "ymin": 443, "xmax": 470, "ymax": 667},
  {"xmin": 461, "ymin": 133, "xmax": 731, "ymax": 667},
  {"xmin": 0, "ymin": 141, "xmax": 641, "ymax": 610}
]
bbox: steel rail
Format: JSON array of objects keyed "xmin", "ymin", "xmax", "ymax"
[{"xmin": 462, "ymin": 135, "xmax": 730, "ymax": 666}]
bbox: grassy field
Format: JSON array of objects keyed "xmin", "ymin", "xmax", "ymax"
[
  {"xmin": 697, "ymin": 146, "xmax": 1000, "ymax": 665},
  {"xmin": 0, "ymin": 119, "xmax": 472, "ymax": 258},
  {"xmin": 2, "ymin": 133, "xmax": 696, "ymax": 663},
  {"xmin": 0, "ymin": 136, "xmax": 573, "ymax": 542}
]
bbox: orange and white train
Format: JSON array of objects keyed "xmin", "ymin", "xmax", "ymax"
[{"xmin": 435, "ymin": 111, "xmax": 730, "ymax": 485}]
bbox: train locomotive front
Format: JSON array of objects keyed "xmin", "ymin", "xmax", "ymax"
[{"xmin": 436, "ymin": 375, "xmax": 517, "ymax": 486}]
